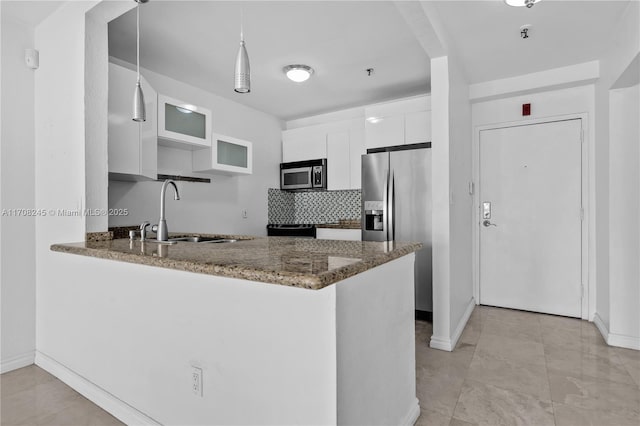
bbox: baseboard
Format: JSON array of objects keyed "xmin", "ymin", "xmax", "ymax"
[
  {"xmin": 430, "ymin": 298, "xmax": 476, "ymax": 352},
  {"xmin": 608, "ymin": 332, "xmax": 640, "ymax": 350},
  {"xmin": 35, "ymin": 351, "xmax": 160, "ymax": 425},
  {"xmin": 451, "ymin": 298, "xmax": 476, "ymax": 349},
  {"xmin": 1, "ymin": 351, "xmax": 35, "ymax": 374},
  {"xmin": 400, "ymin": 398, "xmax": 420, "ymax": 426},
  {"xmin": 429, "ymin": 336, "xmax": 453, "ymax": 351},
  {"xmin": 592, "ymin": 312, "xmax": 609, "ymax": 344}
]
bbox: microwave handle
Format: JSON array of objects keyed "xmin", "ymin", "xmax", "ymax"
[{"xmin": 313, "ymin": 165, "xmax": 324, "ymax": 188}]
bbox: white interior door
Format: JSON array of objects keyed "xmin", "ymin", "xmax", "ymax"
[{"xmin": 479, "ymin": 119, "xmax": 582, "ymax": 317}]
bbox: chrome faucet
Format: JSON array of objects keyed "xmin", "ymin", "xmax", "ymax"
[
  {"xmin": 153, "ymin": 179, "xmax": 180, "ymax": 241},
  {"xmin": 139, "ymin": 221, "xmax": 151, "ymax": 241}
]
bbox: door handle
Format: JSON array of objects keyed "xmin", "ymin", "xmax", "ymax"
[{"xmin": 483, "ymin": 220, "xmax": 497, "ymax": 227}]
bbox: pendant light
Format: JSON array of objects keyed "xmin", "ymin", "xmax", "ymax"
[
  {"xmin": 234, "ymin": 9, "xmax": 250, "ymax": 93},
  {"xmin": 132, "ymin": 0, "xmax": 148, "ymax": 122}
]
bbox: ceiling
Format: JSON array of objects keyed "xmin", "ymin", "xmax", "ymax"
[
  {"xmin": 1, "ymin": 1, "xmax": 64, "ymax": 27},
  {"xmin": 429, "ymin": 0, "xmax": 632, "ymax": 84},
  {"xmin": 4, "ymin": 1, "xmax": 633, "ymax": 121},
  {"xmin": 108, "ymin": 1, "xmax": 431, "ymax": 121}
]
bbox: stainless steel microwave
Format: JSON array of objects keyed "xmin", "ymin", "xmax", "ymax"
[{"xmin": 280, "ymin": 159, "xmax": 327, "ymax": 191}]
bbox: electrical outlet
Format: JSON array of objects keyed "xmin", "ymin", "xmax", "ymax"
[
  {"xmin": 192, "ymin": 366, "xmax": 203, "ymax": 397},
  {"xmin": 242, "ymin": 209, "xmax": 248, "ymax": 219}
]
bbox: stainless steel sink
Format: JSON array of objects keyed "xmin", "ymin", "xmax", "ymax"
[{"xmin": 168, "ymin": 236, "xmax": 238, "ymax": 243}]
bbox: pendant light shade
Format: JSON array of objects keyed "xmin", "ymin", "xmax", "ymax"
[
  {"xmin": 132, "ymin": 0, "xmax": 147, "ymax": 122},
  {"xmin": 234, "ymin": 11, "xmax": 250, "ymax": 93},
  {"xmin": 133, "ymin": 81, "xmax": 146, "ymax": 122},
  {"xmin": 234, "ymin": 40, "xmax": 250, "ymax": 93}
]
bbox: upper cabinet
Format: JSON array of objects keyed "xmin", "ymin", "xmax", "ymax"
[
  {"xmin": 108, "ymin": 63, "xmax": 158, "ymax": 181},
  {"xmin": 282, "ymin": 127, "xmax": 327, "ymax": 163},
  {"xmin": 282, "ymin": 119, "xmax": 364, "ymax": 190},
  {"xmin": 158, "ymin": 94, "xmax": 212, "ymax": 149},
  {"xmin": 192, "ymin": 133, "xmax": 253, "ymax": 175},
  {"xmin": 364, "ymin": 95, "xmax": 431, "ymax": 149}
]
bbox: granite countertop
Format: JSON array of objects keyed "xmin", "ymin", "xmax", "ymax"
[
  {"xmin": 315, "ymin": 219, "xmax": 361, "ymax": 230},
  {"xmin": 51, "ymin": 234, "xmax": 421, "ymax": 290}
]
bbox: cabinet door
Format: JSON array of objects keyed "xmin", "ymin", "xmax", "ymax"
[
  {"xmin": 364, "ymin": 115, "xmax": 404, "ymax": 149},
  {"xmin": 327, "ymin": 131, "xmax": 351, "ymax": 190},
  {"xmin": 140, "ymin": 77, "xmax": 158, "ymax": 179},
  {"xmin": 405, "ymin": 111, "xmax": 431, "ymax": 144},
  {"xmin": 158, "ymin": 94, "xmax": 211, "ymax": 149},
  {"xmin": 282, "ymin": 128, "xmax": 327, "ymax": 162},
  {"xmin": 349, "ymin": 127, "xmax": 365, "ymax": 189},
  {"xmin": 317, "ymin": 228, "xmax": 361, "ymax": 241},
  {"xmin": 108, "ymin": 63, "xmax": 157, "ymax": 180},
  {"xmin": 192, "ymin": 134, "xmax": 252, "ymax": 175}
]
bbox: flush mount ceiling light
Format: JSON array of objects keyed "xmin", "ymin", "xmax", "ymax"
[
  {"xmin": 505, "ymin": 0, "xmax": 541, "ymax": 8},
  {"xmin": 132, "ymin": 0, "xmax": 148, "ymax": 122},
  {"xmin": 283, "ymin": 65, "xmax": 314, "ymax": 83}
]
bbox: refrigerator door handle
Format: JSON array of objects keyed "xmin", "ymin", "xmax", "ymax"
[
  {"xmin": 388, "ymin": 171, "xmax": 395, "ymax": 241},
  {"xmin": 383, "ymin": 168, "xmax": 389, "ymax": 240}
]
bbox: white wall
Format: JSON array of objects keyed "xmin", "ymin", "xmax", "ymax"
[
  {"xmin": 429, "ymin": 54, "xmax": 474, "ymax": 352},
  {"xmin": 447, "ymin": 54, "xmax": 473, "ymax": 342},
  {"xmin": 593, "ymin": 0, "xmax": 639, "ymax": 344},
  {"xmin": 609, "ymin": 83, "xmax": 640, "ymax": 348},
  {"xmin": 34, "ymin": 0, "xmax": 103, "ymax": 372},
  {"xmin": 429, "ymin": 57, "xmax": 451, "ymax": 350},
  {"xmin": 0, "ymin": 8, "xmax": 36, "ymax": 372},
  {"xmin": 107, "ymin": 60, "xmax": 283, "ymax": 236},
  {"xmin": 336, "ymin": 255, "xmax": 418, "ymax": 425},
  {"xmin": 37, "ymin": 251, "xmax": 339, "ymax": 425}
]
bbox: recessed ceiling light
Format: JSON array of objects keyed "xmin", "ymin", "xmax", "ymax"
[
  {"xmin": 283, "ymin": 65, "xmax": 314, "ymax": 83},
  {"xmin": 504, "ymin": 0, "xmax": 541, "ymax": 8}
]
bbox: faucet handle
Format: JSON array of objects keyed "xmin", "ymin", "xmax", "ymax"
[
  {"xmin": 151, "ymin": 224, "xmax": 158, "ymax": 233},
  {"xmin": 140, "ymin": 221, "xmax": 151, "ymax": 241}
]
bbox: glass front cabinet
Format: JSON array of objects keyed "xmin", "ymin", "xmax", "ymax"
[
  {"xmin": 158, "ymin": 94, "xmax": 212, "ymax": 149},
  {"xmin": 192, "ymin": 133, "xmax": 253, "ymax": 175}
]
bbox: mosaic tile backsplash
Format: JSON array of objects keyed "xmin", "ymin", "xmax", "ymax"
[{"xmin": 268, "ymin": 188, "xmax": 361, "ymax": 224}]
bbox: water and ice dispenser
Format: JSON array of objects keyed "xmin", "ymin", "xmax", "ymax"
[{"xmin": 364, "ymin": 201, "xmax": 384, "ymax": 231}]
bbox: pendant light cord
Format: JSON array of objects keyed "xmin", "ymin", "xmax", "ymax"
[
  {"xmin": 136, "ymin": 2, "xmax": 141, "ymax": 83},
  {"xmin": 240, "ymin": 8, "xmax": 244, "ymax": 42}
]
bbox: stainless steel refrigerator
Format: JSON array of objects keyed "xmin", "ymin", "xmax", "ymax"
[{"xmin": 362, "ymin": 147, "xmax": 432, "ymax": 312}]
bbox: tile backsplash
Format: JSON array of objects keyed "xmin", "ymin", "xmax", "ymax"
[{"xmin": 268, "ymin": 188, "xmax": 361, "ymax": 224}]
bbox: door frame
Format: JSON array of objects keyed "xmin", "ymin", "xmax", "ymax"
[{"xmin": 472, "ymin": 113, "xmax": 591, "ymax": 320}]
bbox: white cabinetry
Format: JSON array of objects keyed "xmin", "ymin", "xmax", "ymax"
[
  {"xmin": 327, "ymin": 132, "xmax": 350, "ymax": 190},
  {"xmin": 405, "ymin": 110, "xmax": 432, "ymax": 145},
  {"xmin": 108, "ymin": 63, "xmax": 158, "ymax": 181},
  {"xmin": 192, "ymin": 133, "xmax": 252, "ymax": 175},
  {"xmin": 364, "ymin": 95, "xmax": 431, "ymax": 150},
  {"xmin": 282, "ymin": 127, "xmax": 327, "ymax": 163},
  {"xmin": 282, "ymin": 120, "xmax": 364, "ymax": 190},
  {"xmin": 158, "ymin": 94, "xmax": 212, "ymax": 149},
  {"xmin": 316, "ymin": 228, "xmax": 361, "ymax": 241},
  {"xmin": 364, "ymin": 116, "xmax": 404, "ymax": 149}
]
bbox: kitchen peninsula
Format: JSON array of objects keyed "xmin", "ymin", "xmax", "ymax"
[{"xmin": 47, "ymin": 235, "xmax": 421, "ymax": 425}]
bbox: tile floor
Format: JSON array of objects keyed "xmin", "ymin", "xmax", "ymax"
[
  {"xmin": 415, "ymin": 306, "xmax": 640, "ymax": 426},
  {"xmin": 0, "ymin": 365, "xmax": 122, "ymax": 426},
  {"xmin": 1, "ymin": 306, "xmax": 639, "ymax": 425}
]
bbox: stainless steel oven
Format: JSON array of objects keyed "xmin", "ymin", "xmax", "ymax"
[{"xmin": 280, "ymin": 159, "xmax": 326, "ymax": 191}]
